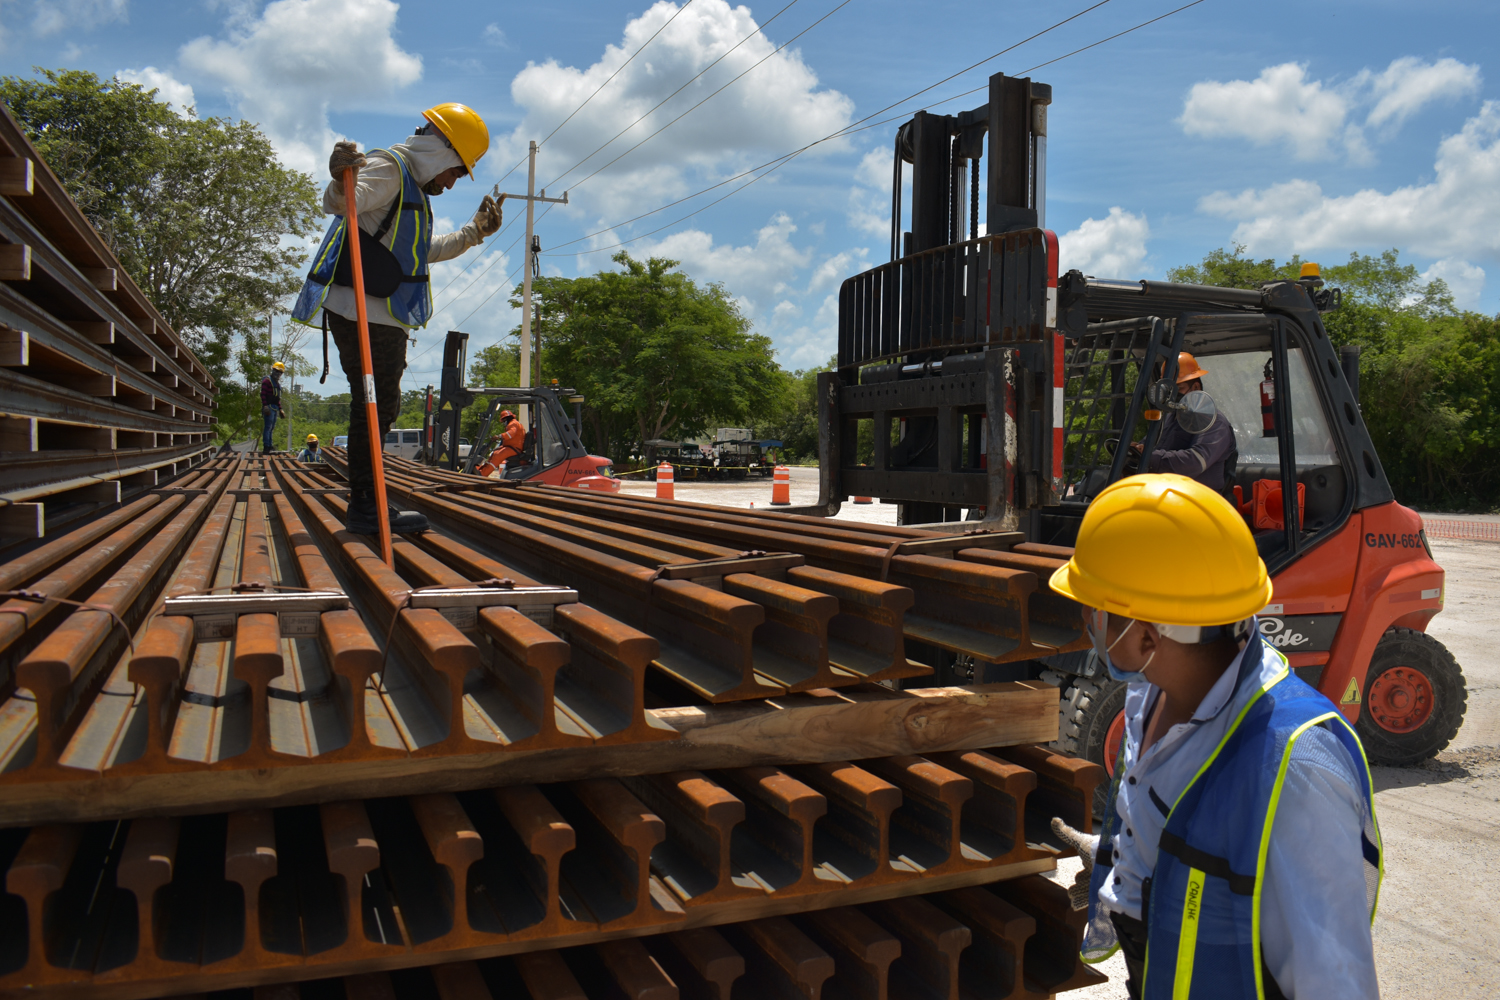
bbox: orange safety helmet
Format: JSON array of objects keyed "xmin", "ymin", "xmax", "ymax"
[
  {"xmin": 499, "ymin": 409, "xmax": 516, "ymax": 422},
  {"xmin": 1175, "ymin": 351, "xmax": 1209, "ymax": 385}
]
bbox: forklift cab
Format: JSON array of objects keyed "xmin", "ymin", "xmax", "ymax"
[
  {"xmin": 457, "ymin": 387, "xmax": 622, "ymax": 493},
  {"xmin": 1045, "ymin": 274, "xmax": 1372, "ymax": 580}
]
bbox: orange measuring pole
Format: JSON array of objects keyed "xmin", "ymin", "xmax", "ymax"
[{"xmin": 342, "ymin": 165, "xmax": 394, "ymax": 567}]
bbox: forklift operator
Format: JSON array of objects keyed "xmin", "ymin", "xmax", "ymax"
[
  {"xmin": 485, "ymin": 409, "xmax": 527, "ymax": 472},
  {"xmin": 1132, "ymin": 353, "xmax": 1237, "ymax": 494},
  {"xmin": 1050, "ymin": 475, "xmax": 1380, "ymax": 1000}
]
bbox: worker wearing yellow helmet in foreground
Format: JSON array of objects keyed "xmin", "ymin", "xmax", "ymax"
[
  {"xmin": 291, "ymin": 103, "xmax": 503, "ymax": 535},
  {"xmin": 1049, "ymin": 474, "xmax": 1379, "ymax": 999},
  {"xmin": 298, "ymin": 433, "xmax": 323, "ymax": 464}
]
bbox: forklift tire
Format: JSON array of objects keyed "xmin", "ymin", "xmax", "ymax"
[
  {"xmin": 1354, "ymin": 628, "xmax": 1466, "ymax": 767},
  {"xmin": 1042, "ymin": 669, "xmax": 1127, "ymax": 819}
]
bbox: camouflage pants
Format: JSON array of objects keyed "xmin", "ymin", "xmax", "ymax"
[{"xmin": 328, "ymin": 312, "xmax": 407, "ymax": 490}]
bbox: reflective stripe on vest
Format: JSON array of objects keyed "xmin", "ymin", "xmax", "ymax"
[{"xmin": 291, "ymin": 148, "xmax": 433, "ymax": 329}]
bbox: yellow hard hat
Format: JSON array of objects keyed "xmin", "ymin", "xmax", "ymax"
[
  {"xmin": 306, "ymin": 433, "xmax": 318, "ymax": 443},
  {"xmin": 272, "ymin": 361, "xmax": 285, "ymax": 372},
  {"xmin": 421, "ymin": 103, "xmax": 490, "ymax": 177},
  {"xmin": 1049, "ymin": 474, "xmax": 1272, "ymax": 625}
]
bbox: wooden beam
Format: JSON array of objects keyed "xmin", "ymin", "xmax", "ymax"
[
  {"xmin": 57, "ymin": 480, "xmax": 121, "ymax": 503},
  {"xmin": 0, "ymin": 681, "xmax": 1057, "ymax": 826},
  {"xmin": 0, "ymin": 156, "xmax": 34, "ymax": 196},
  {"xmin": 0, "ymin": 244, "xmax": 31, "ymax": 281},
  {"xmin": 0, "ymin": 502, "xmax": 43, "ymax": 544},
  {"xmin": 81, "ymin": 267, "xmax": 117, "ymax": 291},
  {"xmin": 71, "ymin": 321, "xmax": 114, "ymax": 345},
  {"xmin": 0, "ymin": 325, "xmax": 28, "ymax": 366},
  {"xmin": 0, "ymin": 415, "xmax": 37, "ymax": 451}
]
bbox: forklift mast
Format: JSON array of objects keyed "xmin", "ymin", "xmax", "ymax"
[{"xmin": 802, "ymin": 72, "xmax": 1059, "ymax": 528}]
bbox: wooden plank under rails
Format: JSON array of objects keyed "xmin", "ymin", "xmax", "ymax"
[
  {"xmin": 0, "ymin": 157, "xmax": 33, "ymax": 196},
  {"xmin": 70, "ymin": 320, "xmax": 112, "ymax": 345},
  {"xmin": 0, "ymin": 501, "xmax": 43, "ymax": 543},
  {"xmin": 0, "ymin": 415, "xmax": 37, "ymax": 451},
  {"xmin": 0, "ymin": 243, "xmax": 30, "ymax": 281},
  {"xmin": 80, "ymin": 266, "xmax": 116, "ymax": 291},
  {"xmin": 38, "ymin": 425, "xmax": 114, "ymax": 450},
  {"xmin": 0, "ymin": 324, "xmax": 26, "ymax": 365}
]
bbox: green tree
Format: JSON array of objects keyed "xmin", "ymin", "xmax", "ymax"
[
  {"xmin": 525, "ymin": 252, "xmax": 785, "ymax": 460},
  {"xmin": 1, "ymin": 68, "xmax": 320, "ymax": 386}
]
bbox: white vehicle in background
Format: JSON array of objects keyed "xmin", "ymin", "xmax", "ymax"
[
  {"xmin": 458, "ymin": 438, "xmax": 472, "ymax": 459},
  {"xmin": 383, "ymin": 428, "xmax": 424, "ymax": 460},
  {"xmin": 333, "ymin": 435, "xmax": 348, "ymax": 448}
]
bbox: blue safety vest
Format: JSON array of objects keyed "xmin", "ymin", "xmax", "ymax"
[
  {"xmin": 291, "ymin": 147, "xmax": 433, "ymax": 329},
  {"xmin": 1086, "ymin": 640, "xmax": 1382, "ymax": 999}
]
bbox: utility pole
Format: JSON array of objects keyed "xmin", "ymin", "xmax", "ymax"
[{"xmin": 495, "ymin": 140, "xmax": 567, "ymax": 425}]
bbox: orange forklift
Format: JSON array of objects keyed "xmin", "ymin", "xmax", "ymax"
[
  {"xmin": 800, "ymin": 71, "xmax": 1463, "ymax": 793},
  {"xmin": 421, "ymin": 331, "xmax": 621, "ymax": 493}
]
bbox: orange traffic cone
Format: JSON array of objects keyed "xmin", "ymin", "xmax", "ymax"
[
  {"xmin": 770, "ymin": 465, "xmax": 791, "ymax": 505},
  {"xmin": 656, "ymin": 462, "xmax": 675, "ymax": 500},
  {"xmin": 853, "ymin": 496, "xmax": 874, "ymax": 504}
]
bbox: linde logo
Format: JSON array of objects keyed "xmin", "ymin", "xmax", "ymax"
[{"xmin": 1258, "ymin": 617, "xmax": 1309, "ymax": 648}]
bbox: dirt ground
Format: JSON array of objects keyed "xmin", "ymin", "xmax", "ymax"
[{"xmin": 621, "ymin": 473, "xmax": 1499, "ymax": 998}]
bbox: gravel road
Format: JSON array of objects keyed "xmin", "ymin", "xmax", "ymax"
[{"xmin": 620, "ymin": 474, "xmax": 1498, "ymax": 997}]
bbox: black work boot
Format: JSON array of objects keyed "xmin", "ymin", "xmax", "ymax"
[{"xmin": 346, "ymin": 489, "xmax": 430, "ymax": 535}]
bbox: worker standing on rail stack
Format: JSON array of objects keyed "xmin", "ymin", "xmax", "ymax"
[
  {"xmin": 1131, "ymin": 353, "xmax": 1237, "ymax": 495},
  {"xmin": 290, "ymin": 103, "xmax": 503, "ymax": 535},
  {"xmin": 260, "ymin": 361, "xmax": 285, "ymax": 454},
  {"xmin": 1048, "ymin": 474, "xmax": 1381, "ymax": 1000}
]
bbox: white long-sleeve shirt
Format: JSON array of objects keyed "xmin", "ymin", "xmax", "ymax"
[
  {"xmin": 318, "ymin": 134, "xmax": 483, "ymax": 329},
  {"xmin": 1099, "ymin": 630, "xmax": 1380, "ymax": 998}
]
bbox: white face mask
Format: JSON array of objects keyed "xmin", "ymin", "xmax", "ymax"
[{"xmin": 1087, "ymin": 609, "xmax": 1156, "ymax": 685}]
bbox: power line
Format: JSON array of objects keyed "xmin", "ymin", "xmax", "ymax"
[
  {"xmin": 543, "ymin": 0, "xmax": 804, "ymax": 192},
  {"xmin": 539, "ymin": 0, "xmax": 1119, "ymax": 256},
  {"xmin": 561, "ymin": 0, "xmax": 854, "ymax": 197},
  {"xmin": 547, "ymin": 0, "xmax": 1210, "ymax": 260},
  {"xmin": 428, "ymin": 5, "xmax": 702, "ymax": 309},
  {"xmin": 537, "ymin": 0, "xmax": 700, "ymax": 150}
]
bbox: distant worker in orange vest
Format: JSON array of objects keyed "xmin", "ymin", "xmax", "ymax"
[{"xmin": 484, "ymin": 409, "xmax": 528, "ymax": 473}]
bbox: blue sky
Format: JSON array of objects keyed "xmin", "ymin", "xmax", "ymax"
[{"xmin": 3, "ymin": 0, "xmax": 1497, "ymax": 398}]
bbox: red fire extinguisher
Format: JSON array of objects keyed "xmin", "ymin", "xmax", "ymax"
[{"xmin": 1260, "ymin": 359, "xmax": 1276, "ymax": 437}]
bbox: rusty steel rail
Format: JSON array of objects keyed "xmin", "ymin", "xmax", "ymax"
[
  {"xmin": 342, "ymin": 457, "xmax": 930, "ymax": 703},
  {"xmin": 365, "ymin": 453, "xmax": 1089, "ymax": 671},
  {"xmin": 0, "ymin": 744, "xmax": 1102, "ymax": 998},
  {"xmin": 0, "ymin": 452, "xmax": 1058, "ymax": 825}
]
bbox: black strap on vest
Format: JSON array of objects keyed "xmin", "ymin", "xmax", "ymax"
[
  {"xmin": 319, "ymin": 310, "xmax": 329, "ymax": 384},
  {"xmin": 1157, "ymin": 830, "xmax": 1257, "ymax": 895},
  {"xmin": 1148, "ymin": 786, "xmax": 1172, "ymax": 817}
]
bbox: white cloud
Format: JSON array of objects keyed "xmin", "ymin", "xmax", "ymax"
[
  {"xmin": 847, "ymin": 147, "xmax": 897, "ymax": 237},
  {"xmin": 1419, "ymin": 258, "xmax": 1486, "ymax": 311},
  {"xmin": 1180, "ymin": 57, "xmax": 1481, "ymax": 163},
  {"xmin": 1364, "ymin": 56, "xmax": 1481, "ymax": 129},
  {"xmin": 1058, "ymin": 207, "xmax": 1150, "ymax": 278},
  {"xmin": 116, "ymin": 67, "xmax": 196, "ymax": 116},
  {"xmin": 502, "ymin": 0, "xmax": 853, "ymax": 217},
  {"xmin": 483, "ymin": 23, "xmax": 508, "ymax": 48},
  {"xmin": 179, "ymin": 0, "xmax": 423, "ymax": 174},
  {"xmin": 1199, "ymin": 102, "xmax": 1500, "ymax": 263},
  {"xmin": 1180, "ymin": 63, "xmax": 1355, "ymax": 161},
  {"xmin": 32, "ymin": 0, "xmax": 127, "ymax": 36},
  {"xmin": 628, "ymin": 212, "xmax": 812, "ymax": 307}
]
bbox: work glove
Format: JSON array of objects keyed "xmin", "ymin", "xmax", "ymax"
[
  {"xmin": 473, "ymin": 193, "xmax": 504, "ymax": 239},
  {"xmin": 1052, "ymin": 817, "xmax": 1100, "ymax": 911},
  {"xmin": 329, "ymin": 141, "xmax": 367, "ymax": 179}
]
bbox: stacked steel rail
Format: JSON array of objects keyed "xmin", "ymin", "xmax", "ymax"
[
  {"xmin": 0, "ymin": 103, "xmax": 215, "ymax": 547},
  {"xmin": 0, "ymin": 452, "xmax": 1107, "ymax": 998}
]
